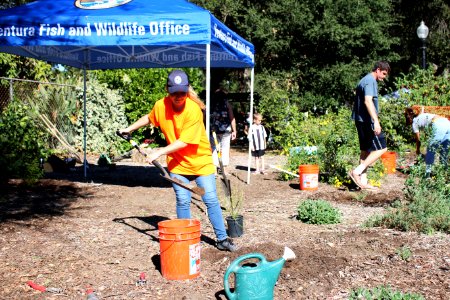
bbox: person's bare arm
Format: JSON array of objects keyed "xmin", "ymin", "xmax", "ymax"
[
  {"xmin": 414, "ymin": 132, "xmax": 421, "ymax": 155},
  {"xmin": 120, "ymin": 114, "xmax": 152, "ymax": 134},
  {"xmin": 364, "ymin": 95, "xmax": 381, "ymax": 135},
  {"xmin": 227, "ymin": 101, "xmax": 237, "ymax": 140},
  {"xmin": 145, "ymin": 139, "xmax": 187, "ymax": 164}
]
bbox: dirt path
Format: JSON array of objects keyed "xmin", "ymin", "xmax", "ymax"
[{"xmin": 0, "ymin": 149, "xmax": 449, "ymax": 299}]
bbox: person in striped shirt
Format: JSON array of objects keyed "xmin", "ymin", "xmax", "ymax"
[{"xmin": 246, "ymin": 113, "xmax": 268, "ymax": 174}]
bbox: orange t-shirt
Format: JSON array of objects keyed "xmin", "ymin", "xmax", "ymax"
[{"xmin": 148, "ymin": 96, "xmax": 215, "ymax": 175}]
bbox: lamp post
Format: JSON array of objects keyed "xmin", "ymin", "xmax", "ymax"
[{"xmin": 416, "ymin": 21, "xmax": 429, "ymax": 69}]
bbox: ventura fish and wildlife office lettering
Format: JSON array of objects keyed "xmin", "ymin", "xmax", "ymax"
[{"xmin": 0, "ymin": 21, "xmax": 191, "ymax": 37}]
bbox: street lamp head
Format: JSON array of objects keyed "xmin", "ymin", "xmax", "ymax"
[{"xmin": 416, "ymin": 21, "xmax": 429, "ymax": 40}]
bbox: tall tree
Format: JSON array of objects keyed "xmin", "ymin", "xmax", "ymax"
[{"xmin": 192, "ymin": 0, "xmax": 399, "ymax": 106}]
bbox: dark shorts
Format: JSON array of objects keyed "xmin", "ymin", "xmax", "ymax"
[
  {"xmin": 355, "ymin": 121, "xmax": 387, "ymax": 152},
  {"xmin": 251, "ymin": 149, "xmax": 265, "ymax": 157}
]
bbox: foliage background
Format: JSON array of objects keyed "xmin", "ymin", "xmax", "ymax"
[
  {"xmin": 0, "ymin": 0, "xmax": 449, "ymax": 182},
  {"xmin": 73, "ymin": 77, "xmax": 129, "ymax": 156}
]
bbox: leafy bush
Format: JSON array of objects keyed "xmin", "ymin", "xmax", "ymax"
[
  {"xmin": 262, "ymin": 65, "xmax": 449, "ymax": 188},
  {"xmin": 380, "ymin": 66, "xmax": 450, "ymax": 151},
  {"xmin": 297, "ymin": 199, "xmax": 341, "ymax": 225},
  {"xmin": 30, "ymin": 74, "xmax": 80, "ymax": 148},
  {"xmin": 366, "ymin": 163, "xmax": 450, "ymax": 234},
  {"xmin": 73, "ymin": 77, "xmax": 129, "ymax": 156},
  {"xmin": 379, "ymin": 94, "xmax": 411, "ymax": 151},
  {"xmin": 276, "ymin": 108, "xmax": 386, "ymax": 187},
  {"xmin": 0, "ymin": 101, "xmax": 50, "ymax": 183},
  {"xmin": 394, "ymin": 66, "xmax": 449, "ymax": 107},
  {"xmin": 396, "ymin": 245, "xmax": 412, "ymax": 261},
  {"xmin": 282, "ymin": 147, "xmax": 319, "ymax": 178},
  {"xmin": 349, "ymin": 285, "xmax": 424, "ymax": 300}
]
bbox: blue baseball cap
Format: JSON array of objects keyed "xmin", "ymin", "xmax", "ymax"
[{"xmin": 167, "ymin": 70, "xmax": 189, "ymax": 94}]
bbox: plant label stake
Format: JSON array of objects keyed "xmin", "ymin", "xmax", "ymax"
[
  {"xmin": 212, "ymin": 131, "xmax": 232, "ymax": 198},
  {"xmin": 116, "ymin": 130, "xmax": 205, "ymax": 196}
]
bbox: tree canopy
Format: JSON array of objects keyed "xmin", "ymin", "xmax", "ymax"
[
  {"xmin": 192, "ymin": 0, "xmax": 449, "ymax": 109},
  {"xmin": 1, "ymin": 0, "xmax": 449, "ymax": 112}
]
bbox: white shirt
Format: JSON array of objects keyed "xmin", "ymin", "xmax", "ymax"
[{"xmin": 412, "ymin": 113, "xmax": 436, "ymax": 133}]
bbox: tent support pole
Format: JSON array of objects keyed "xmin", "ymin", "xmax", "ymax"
[
  {"xmin": 83, "ymin": 66, "xmax": 87, "ymax": 180},
  {"xmin": 246, "ymin": 68, "xmax": 255, "ymax": 184},
  {"xmin": 205, "ymin": 43, "xmax": 211, "ymax": 139}
]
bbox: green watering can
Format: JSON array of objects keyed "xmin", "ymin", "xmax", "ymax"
[{"xmin": 224, "ymin": 247, "xmax": 296, "ymax": 300}]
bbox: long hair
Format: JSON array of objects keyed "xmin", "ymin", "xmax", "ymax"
[
  {"xmin": 405, "ymin": 107, "xmax": 417, "ymax": 126},
  {"xmin": 188, "ymin": 86, "xmax": 206, "ymax": 111}
]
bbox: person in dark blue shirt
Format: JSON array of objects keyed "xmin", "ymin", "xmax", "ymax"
[{"xmin": 349, "ymin": 61, "xmax": 390, "ymax": 190}]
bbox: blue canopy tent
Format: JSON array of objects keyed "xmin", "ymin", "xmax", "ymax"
[{"xmin": 0, "ymin": 0, "xmax": 255, "ymax": 182}]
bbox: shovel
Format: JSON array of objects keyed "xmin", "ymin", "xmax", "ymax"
[
  {"xmin": 212, "ymin": 131, "xmax": 232, "ymax": 197},
  {"xmin": 269, "ymin": 164, "xmax": 299, "ymax": 177},
  {"xmin": 116, "ymin": 130, "xmax": 205, "ymax": 196}
]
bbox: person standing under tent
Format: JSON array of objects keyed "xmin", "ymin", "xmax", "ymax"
[
  {"xmin": 119, "ymin": 70, "xmax": 236, "ymax": 252},
  {"xmin": 404, "ymin": 107, "xmax": 449, "ymax": 177},
  {"xmin": 246, "ymin": 113, "xmax": 268, "ymax": 174},
  {"xmin": 210, "ymin": 85, "xmax": 237, "ymax": 175},
  {"xmin": 349, "ymin": 61, "xmax": 390, "ymax": 190}
]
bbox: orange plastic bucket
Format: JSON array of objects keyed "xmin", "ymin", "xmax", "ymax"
[
  {"xmin": 158, "ymin": 219, "xmax": 201, "ymax": 280},
  {"xmin": 298, "ymin": 164, "xmax": 319, "ymax": 191},
  {"xmin": 381, "ymin": 151, "xmax": 397, "ymax": 174}
]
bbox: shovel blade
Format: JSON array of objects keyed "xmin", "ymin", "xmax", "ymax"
[
  {"xmin": 160, "ymin": 174, "xmax": 205, "ymax": 196},
  {"xmin": 152, "ymin": 160, "xmax": 205, "ymax": 196},
  {"xmin": 221, "ymin": 178, "xmax": 231, "ymax": 197}
]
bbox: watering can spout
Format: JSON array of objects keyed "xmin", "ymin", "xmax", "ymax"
[
  {"xmin": 223, "ymin": 246, "xmax": 296, "ymax": 300},
  {"xmin": 270, "ymin": 246, "xmax": 296, "ymax": 279},
  {"xmin": 282, "ymin": 246, "xmax": 296, "ymax": 261}
]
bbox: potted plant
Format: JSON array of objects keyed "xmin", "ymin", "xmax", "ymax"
[{"xmin": 219, "ymin": 186, "xmax": 244, "ymax": 238}]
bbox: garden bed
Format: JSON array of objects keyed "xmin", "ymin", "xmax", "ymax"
[{"xmin": 0, "ymin": 149, "xmax": 448, "ymax": 299}]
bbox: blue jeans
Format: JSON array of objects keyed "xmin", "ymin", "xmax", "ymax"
[
  {"xmin": 426, "ymin": 118, "xmax": 450, "ymax": 173},
  {"xmin": 170, "ymin": 173, "xmax": 228, "ymax": 241}
]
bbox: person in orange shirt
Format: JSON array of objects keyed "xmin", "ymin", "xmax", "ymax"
[{"xmin": 119, "ymin": 70, "xmax": 236, "ymax": 252}]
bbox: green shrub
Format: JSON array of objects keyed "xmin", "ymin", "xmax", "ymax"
[
  {"xmin": 396, "ymin": 245, "xmax": 412, "ymax": 261},
  {"xmin": 260, "ymin": 66, "xmax": 449, "ymax": 190},
  {"xmin": 0, "ymin": 101, "xmax": 50, "ymax": 183},
  {"xmin": 278, "ymin": 108, "xmax": 387, "ymax": 187},
  {"xmin": 380, "ymin": 66, "xmax": 450, "ymax": 151},
  {"xmin": 297, "ymin": 199, "xmax": 341, "ymax": 225},
  {"xmin": 379, "ymin": 94, "xmax": 411, "ymax": 151},
  {"xmin": 349, "ymin": 285, "xmax": 424, "ymax": 300},
  {"xmin": 366, "ymin": 163, "xmax": 450, "ymax": 234},
  {"xmin": 394, "ymin": 65, "xmax": 450, "ymax": 107},
  {"xmin": 280, "ymin": 147, "xmax": 319, "ymax": 181},
  {"xmin": 73, "ymin": 77, "xmax": 129, "ymax": 156}
]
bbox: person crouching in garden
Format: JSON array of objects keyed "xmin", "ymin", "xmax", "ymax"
[{"xmin": 405, "ymin": 107, "xmax": 449, "ymax": 177}]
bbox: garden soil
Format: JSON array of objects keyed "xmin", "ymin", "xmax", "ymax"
[{"xmin": 0, "ymin": 148, "xmax": 449, "ymax": 299}]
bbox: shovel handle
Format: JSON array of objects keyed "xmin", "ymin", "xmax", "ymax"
[
  {"xmin": 116, "ymin": 130, "xmax": 165, "ymax": 168},
  {"xmin": 116, "ymin": 130, "xmax": 147, "ymax": 157},
  {"xmin": 152, "ymin": 160, "xmax": 169, "ymax": 176},
  {"xmin": 212, "ymin": 131, "xmax": 231, "ymax": 196},
  {"xmin": 116, "ymin": 130, "xmax": 205, "ymax": 196}
]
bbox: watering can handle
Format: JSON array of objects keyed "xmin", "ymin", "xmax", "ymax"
[{"xmin": 223, "ymin": 253, "xmax": 267, "ymax": 300}]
